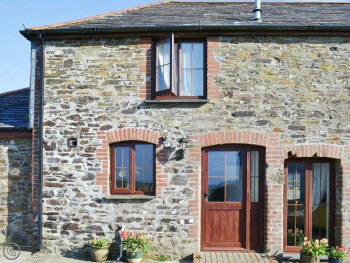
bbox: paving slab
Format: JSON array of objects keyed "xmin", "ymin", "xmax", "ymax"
[{"xmin": 198, "ymin": 252, "xmax": 273, "ymax": 263}]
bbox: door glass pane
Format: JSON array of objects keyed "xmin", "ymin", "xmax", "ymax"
[
  {"xmin": 135, "ymin": 144, "xmax": 154, "ymax": 193},
  {"xmin": 286, "ymin": 162, "xmax": 305, "ymax": 246},
  {"xmin": 208, "ymin": 151, "xmax": 242, "ymax": 202},
  {"xmin": 208, "ymin": 152, "xmax": 225, "ymax": 176},
  {"xmin": 312, "ymin": 163, "xmax": 329, "ymax": 240},
  {"xmin": 208, "ymin": 177, "xmax": 225, "ymax": 201},
  {"xmin": 250, "ymin": 151, "xmax": 259, "ymax": 202},
  {"xmin": 115, "ymin": 147, "xmax": 130, "ymax": 189}
]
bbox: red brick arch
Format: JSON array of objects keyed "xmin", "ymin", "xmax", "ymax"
[
  {"xmin": 282, "ymin": 144, "xmax": 343, "ymax": 159},
  {"xmin": 105, "ymin": 128, "xmax": 161, "ymax": 145},
  {"xmin": 199, "ymin": 130, "xmax": 268, "ymax": 148}
]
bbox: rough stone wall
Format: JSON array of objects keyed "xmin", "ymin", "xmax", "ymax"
[
  {"xmin": 0, "ymin": 137, "xmax": 34, "ymax": 246},
  {"xmin": 39, "ymin": 36, "xmax": 350, "ymax": 257}
]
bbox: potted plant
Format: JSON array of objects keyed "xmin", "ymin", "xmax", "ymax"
[
  {"xmin": 120, "ymin": 230, "xmax": 152, "ymax": 263},
  {"xmin": 89, "ymin": 238, "xmax": 110, "ymax": 262},
  {"xmin": 328, "ymin": 245, "xmax": 348, "ymax": 263},
  {"xmin": 300, "ymin": 237, "xmax": 328, "ymax": 263}
]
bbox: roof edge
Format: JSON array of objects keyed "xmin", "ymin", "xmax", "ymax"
[
  {"xmin": 0, "ymin": 87, "xmax": 30, "ymax": 98},
  {"xmin": 20, "ymin": 25, "xmax": 350, "ymax": 39},
  {"xmin": 27, "ymin": 0, "xmax": 172, "ymax": 31}
]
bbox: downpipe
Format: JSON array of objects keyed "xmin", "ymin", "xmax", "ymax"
[{"xmin": 36, "ymin": 32, "xmax": 45, "ymax": 252}]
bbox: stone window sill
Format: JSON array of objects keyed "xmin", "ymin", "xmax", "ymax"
[
  {"xmin": 103, "ymin": 195, "xmax": 155, "ymax": 200},
  {"xmin": 144, "ymin": 99, "xmax": 209, "ymax": 104}
]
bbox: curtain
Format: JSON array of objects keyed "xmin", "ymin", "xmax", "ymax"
[
  {"xmin": 312, "ymin": 163, "xmax": 328, "ymax": 212},
  {"xmin": 180, "ymin": 43, "xmax": 192, "ymax": 96},
  {"xmin": 156, "ymin": 39, "xmax": 171, "ymax": 91},
  {"xmin": 287, "ymin": 163, "xmax": 328, "ymax": 216}
]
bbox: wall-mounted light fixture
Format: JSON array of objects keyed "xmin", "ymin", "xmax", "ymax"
[
  {"xmin": 160, "ymin": 135, "xmax": 167, "ymax": 142},
  {"xmin": 177, "ymin": 137, "xmax": 189, "ymax": 159}
]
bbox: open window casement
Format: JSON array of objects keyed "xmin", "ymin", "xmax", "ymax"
[
  {"xmin": 155, "ymin": 34, "xmax": 177, "ymax": 96},
  {"xmin": 154, "ymin": 34, "xmax": 205, "ymax": 99}
]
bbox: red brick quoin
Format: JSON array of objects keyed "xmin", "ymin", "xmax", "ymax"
[{"xmin": 96, "ymin": 128, "xmax": 166, "ymax": 195}]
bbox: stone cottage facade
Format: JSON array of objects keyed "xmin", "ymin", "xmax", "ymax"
[
  {"xmin": 19, "ymin": 1, "xmax": 350, "ymax": 259},
  {"xmin": 0, "ymin": 88, "xmax": 33, "ymax": 246}
]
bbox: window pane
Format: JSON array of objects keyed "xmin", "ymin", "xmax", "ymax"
[
  {"xmin": 286, "ymin": 162, "xmax": 305, "ymax": 246},
  {"xmin": 135, "ymin": 144, "xmax": 154, "ymax": 193},
  {"xmin": 181, "ymin": 43, "xmax": 193, "ymax": 69},
  {"xmin": 193, "ymin": 43, "xmax": 204, "ymax": 69},
  {"xmin": 287, "ymin": 163, "xmax": 305, "ymax": 204},
  {"xmin": 156, "ymin": 39, "xmax": 171, "ymax": 92},
  {"xmin": 193, "ymin": 69, "xmax": 204, "ymax": 96},
  {"xmin": 287, "ymin": 206, "xmax": 305, "ymax": 246},
  {"xmin": 180, "ymin": 69, "xmax": 192, "ymax": 96},
  {"xmin": 163, "ymin": 64, "xmax": 171, "ymax": 90},
  {"xmin": 250, "ymin": 151, "xmax": 259, "ymax": 202},
  {"xmin": 312, "ymin": 163, "xmax": 329, "ymax": 240},
  {"xmin": 157, "ymin": 66, "xmax": 164, "ymax": 91},
  {"xmin": 115, "ymin": 147, "xmax": 130, "ymax": 189},
  {"xmin": 179, "ymin": 42, "xmax": 204, "ymax": 96},
  {"xmin": 173, "ymin": 43, "xmax": 178, "ymax": 96},
  {"xmin": 163, "ymin": 38, "xmax": 171, "ymax": 65}
]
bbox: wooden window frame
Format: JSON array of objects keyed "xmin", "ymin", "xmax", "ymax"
[
  {"xmin": 152, "ymin": 35, "xmax": 207, "ymax": 100},
  {"xmin": 283, "ymin": 158, "xmax": 335, "ymax": 252},
  {"xmin": 110, "ymin": 141, "xmax": 155, "ymax": 195}
]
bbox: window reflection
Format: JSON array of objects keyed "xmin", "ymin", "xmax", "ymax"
[
  {"xmin": 135, "ymin": 144, "xmax": 154, "ymax": 193},
  {"xmin": 116, "ymin": 147, "xmax": 130, "ymax": 189},
  {"xmin": 208, "ymin": 151, "xmax": 242, "ymax": 202}
]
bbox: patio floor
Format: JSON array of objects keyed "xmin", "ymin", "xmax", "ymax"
[{"xmin": 195, "ymin": 252, "xmax": 276, "ymax": 263}]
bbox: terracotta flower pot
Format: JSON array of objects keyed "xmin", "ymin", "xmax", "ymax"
[
  {"xmin": 90, "ymin": 246, "xmax": 109, "ymax": 262},
  {"xmin": 126, "ymin": 251, "xmax": 143, "ymax": 263},
  {"xmin": 300, "ymin": 253, "xmax": 320, "ymax": 263}
]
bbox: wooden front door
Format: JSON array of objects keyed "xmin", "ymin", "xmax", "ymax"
[{"xmin": 201, "ymin": 146, "xmax": 264, "ymax": 251}]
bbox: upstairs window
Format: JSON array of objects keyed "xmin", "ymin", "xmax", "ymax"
[
  {"xmin": 153, "ymin": 34, "xmax": 206, "ymax": 99},
  {"xmin": 110, "ymin": 142, "xmax": 155, "ymax": 195}
]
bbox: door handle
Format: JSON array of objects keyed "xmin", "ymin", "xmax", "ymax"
[{"xmin": 204, "ymin": 192, "xmax": 210, "ymax": 201}]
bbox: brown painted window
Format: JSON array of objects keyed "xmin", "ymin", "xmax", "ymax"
[
  {"xmin": 153, "ymin": 34, "xmax": 206, "ymax": 99},
  {"xmin": 110, "ymin": 142, "xmax": 155, "ymax": 195},
  {"xmin": 284, "ymin": 159, "xmax": 335, "ymax": 252}
]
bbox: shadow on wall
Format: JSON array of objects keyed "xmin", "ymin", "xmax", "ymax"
[{"xmin": 0, "ymin": 138, "xmax": 36, "ymax": 247}]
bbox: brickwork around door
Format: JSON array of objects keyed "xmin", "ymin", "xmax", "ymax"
[
  {"xmin": 35, "ymin": 35, "xmax": 350, "ymax": 258},
  {"xmin": 188, "ymin": 131, "xmax": 350, "ymax": 253}
]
